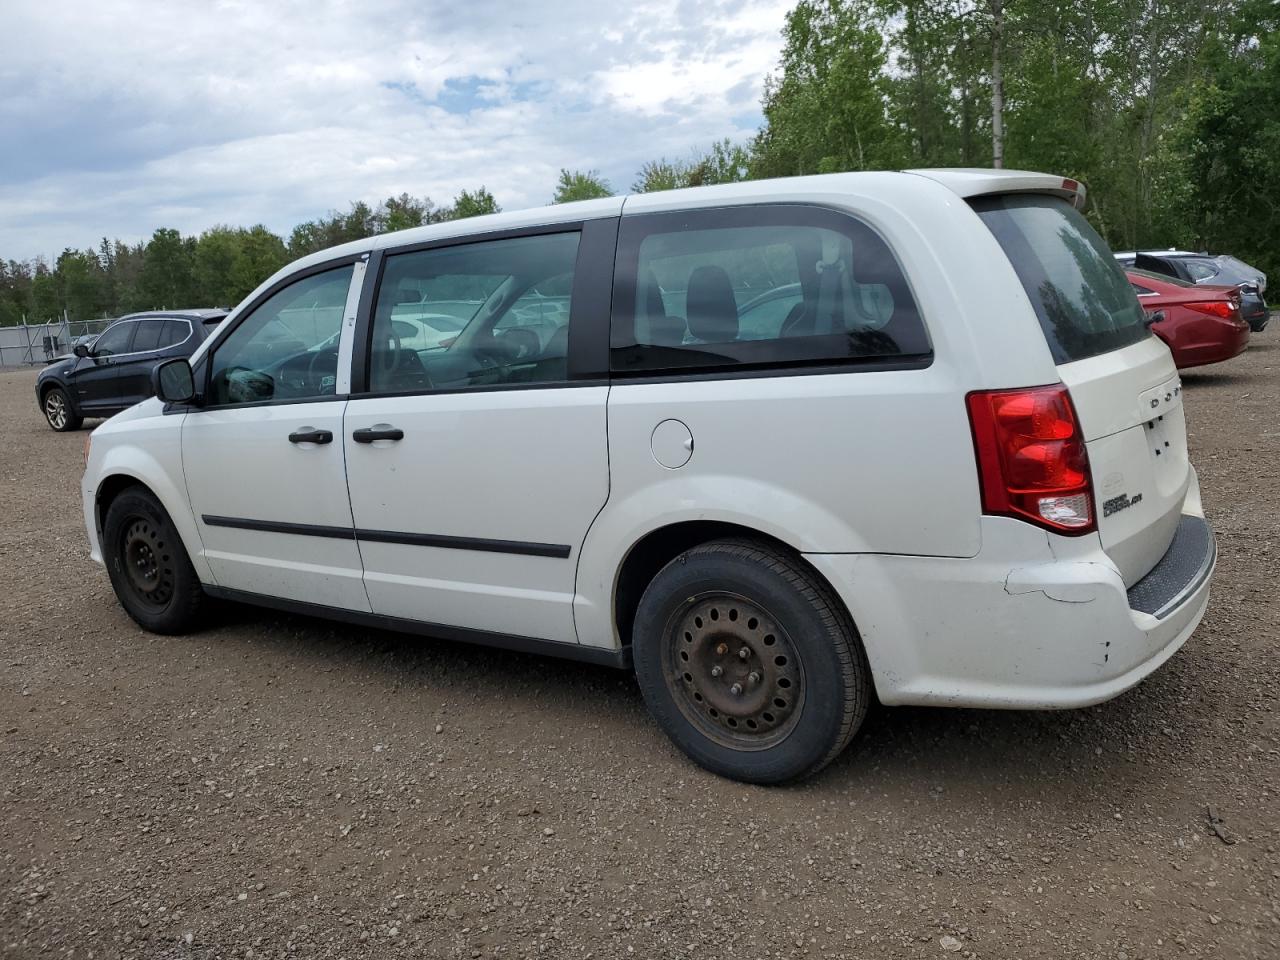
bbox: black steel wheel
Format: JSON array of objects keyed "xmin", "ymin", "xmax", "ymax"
[
  {"xmin": 665, "ymin": 593, "xmax": 805, "ymax": 749},
  {"xmin": 104, "ymin": 487, "xmax": 206, "ymax": 634},
  {"xmin": 43, "ymin": 386, "xmax": 82, "ymax": 432},
  {"xmin": 633, "ymin": 538, "xmax": 871, "ymax": 784}
]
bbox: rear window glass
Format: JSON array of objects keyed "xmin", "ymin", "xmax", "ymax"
[
  {"xmin": 972, "ymin": 195, "xmax": 1149, "ymax": 363},
  {"xmin": 610, "ymin": 206, "xmax": 930, "ymax": 374},
  {"xmin": 1128, "ymin": 267, "xmax": 1193, "ymax": 289}
]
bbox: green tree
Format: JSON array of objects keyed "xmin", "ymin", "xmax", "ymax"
[
  {"xmin": 553, "ymin": 169, "xmax": 613, "ymax": 203},
  {"xmin": 193, "ymin": 227, "xmax": 241, "ymax": 306},
  {"xmin": 228, "ymin": 225, "xmax": 288, "ymax": 304},
  {"xmin": 138, "ymin": 228, "xmax": 196, "ymax": 309},
  {"xmin": 31, "ymin": 266, "xmax": 59, "ymax": 321},
  {"xmin": 1177, "ymin": 0, "xmax": 1280, "ymax": 277},
  {"xmin": 449, "ymin": 187, "xmax": 501, "ymax": 219},
  {"xmin": 752, "ymin": 0, "xmax": 907, "ymax": 178}
]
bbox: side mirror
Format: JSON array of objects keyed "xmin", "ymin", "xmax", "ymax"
[
  {"xmin": 153, "ymin": 358, "xmax": 196, "ymax": 404},
  {"xmin": 1144, "ymin": 309, "xmax": 1167, "ymax": 329},
  {"xmin": 73, "ymin": 343, "xmax": 90, "ymax": 358}
]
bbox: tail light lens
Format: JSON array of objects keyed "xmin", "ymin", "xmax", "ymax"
[
  {"xmin": 967, "ymin": 385, "xmax": 1095, "ymax": 535},
  {"xmin": 1186, "ymin": 300, "xmax": 1240, "ymax": 321}
]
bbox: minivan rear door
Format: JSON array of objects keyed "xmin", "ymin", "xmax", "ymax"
[{"xmin": 973, "ymin": 195, "xmax": 1190, "ymax": 585}]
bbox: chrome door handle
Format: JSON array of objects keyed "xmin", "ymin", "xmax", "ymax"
[
  {"xmin": 352, "ymin": 425, "xmax": 404, "ymax": 443},
  {"xmin": 288, "ymin": 427, "xmax": 333, "ymax": 444}
]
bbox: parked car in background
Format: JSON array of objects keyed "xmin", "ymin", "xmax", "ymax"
[
  {"xmin": 1126, "ymin": 268, "xmax": 1249, "ymax": 369},
  {"xmin": 82, "ymin": 170, "xmax": 1217, "ymax": 783},
  {"xmin": 1122, "ymin": 252, "xmax": 1269, "ymax": 331},
  {"xmin": 35, "ymin": 309, "xmax": 226, "ymax": 431}
]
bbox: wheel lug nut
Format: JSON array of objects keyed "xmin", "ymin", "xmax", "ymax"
[
  {"xmin": 730, "ymin": 683, "xmax": 743, "ymax": 696},
  {"xmin": 748, "ymin": 671, "xmax": 761, "ymax": 685},
  {"xmin": 738, "ymin": 647, "xmax": 750, "ymax": 661},
  {"xmin": 715, "ymin": 643, "xmax": 728, "ymax": 656},
  {"xmin": 711, "ymin": 665, "xmax": 723, "ymax": 678}
]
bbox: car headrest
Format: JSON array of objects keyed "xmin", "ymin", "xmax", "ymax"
[
  {"xmin": 686, "ymin": 265, "xmax": 738, "ymax": 342},
  {"xmin": 649, "ymin": 314, "xmax": 688, "ymax": 347}
]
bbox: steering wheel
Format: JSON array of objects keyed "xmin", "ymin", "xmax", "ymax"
[
  {"xmin": 497, "ymin": 327, "xmax": 541, "ymax": 361},
  {"xmin": 305, "ymin": 347, "xmax": 340, "ymax": 393}
]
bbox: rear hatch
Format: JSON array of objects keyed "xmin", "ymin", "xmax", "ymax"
[{"xmin": 972, "ymin": 194, "xmax": 1190, "ymax": 586}]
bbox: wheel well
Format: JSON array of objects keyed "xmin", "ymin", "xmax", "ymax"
[
  {"xmin": 39, "ymin": 379, "xmax": 62, "ymax": 400},
  {"xmin": 613, "ymin": 521, "xmax": 808, "ymax": 649},
  {"xmin": 95, "ymin": 476, "xmax": 149, "ymax": 541}
]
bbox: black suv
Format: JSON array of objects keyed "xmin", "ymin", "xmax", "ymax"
[{"xmin": 35, "ymin": 309, "xmax": 227, "ymax": 431}]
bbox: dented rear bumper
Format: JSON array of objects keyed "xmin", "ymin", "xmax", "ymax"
[{"xmin": 805, "ymin": 509, "xmax": 1215, "ymax": 711}]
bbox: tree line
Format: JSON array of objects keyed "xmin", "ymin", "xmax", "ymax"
[{"xmin": 3, "ymin": 0, "xmax": 1276, "ymax": 326}]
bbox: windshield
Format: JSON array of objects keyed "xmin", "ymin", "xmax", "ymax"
[{"xmin": 972, "ymin": 195, "xmax": 1149, "ymax": 364}]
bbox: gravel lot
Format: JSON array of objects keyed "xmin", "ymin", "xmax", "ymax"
[{"xmin": 2, "ymin": 337, "xmax": 1278, "ymax": 960}]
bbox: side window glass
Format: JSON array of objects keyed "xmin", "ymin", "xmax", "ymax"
[
  {"xmin": 1185, "ymin": 260, "xmax": 1217, "ymax": 282},
  {"xmin": 369, "ymin": 233, "xmax": 580, "ymax": 394},
  {"xmin": 158, "ymin": 320, "xmax": 189, "ymax": 348},
  {"xmin": 92, "ymin": 321, "xmax": 136, "ymax": 357},
  {"xmin": 131, "ymin": 319, "xmax": 165, "ymax": 353},
  {"xmin": 207, "ymin": 265, "xmax": 353, "ymax": 405},
  {"xmin": 610, "ymin": 210, "xmax": 929, "ymax": 373}
]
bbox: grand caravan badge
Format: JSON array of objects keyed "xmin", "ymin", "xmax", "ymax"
[{"xmin": 1102, "ymin": 491, "xmax": 1144, "ymax": 517}]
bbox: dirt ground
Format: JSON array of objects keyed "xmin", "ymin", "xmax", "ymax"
[{"xmin": 1, "ymin": 336, "xmax": 1278, "ymax": 960}]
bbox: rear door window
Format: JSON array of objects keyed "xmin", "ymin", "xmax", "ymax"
[
  {"xmin": 131, "ymin": 318, "xmax": 166, "ymax": 353},
  {"xmin": 610, "ymin": 205, "xmax": 930, "ymax": 374},
  {"xmin": 972, "ymin": 195, "xmax": 1149, "ymax": 364},
  {"xmin": 159, "ymin": 319, "xmax": 190, "ymax": 348}
]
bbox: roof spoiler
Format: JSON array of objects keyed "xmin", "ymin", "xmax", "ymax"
[{"xmin": 904, "ymin": 168, "xmax": 1087, "ymax": 211}]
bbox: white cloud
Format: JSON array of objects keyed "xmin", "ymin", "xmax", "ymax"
[{"xmin": 0, "ymin": 0, "xmax": 791, "ymax": 260}]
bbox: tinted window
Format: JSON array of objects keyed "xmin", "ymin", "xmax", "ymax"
[
  {"xmin": 1183, "ymin": 258, "xmax": 1219, "ymax": 282},
  {"xmin": 92, "ymin": 321, "xmax": 136, "ymax": 357},
  {"xmin": 1204, "ymin": 257, "xmax": 1255, "ymax": 286},
  {"xmin": 973, "ymin": 195, "xmax": 1148, "ymax": 363},
  {"xmin": 738, "ymin": 285, "xmax": 804, "ymax": 340},
  {"xmin": 368, "ymin": 232, "xmax": 580, "ymax": 394},
  {"xmin": 610, "ymin": 206, "xmax": 929, "ymax": 374},
  {"xmin": 131, "ymin": 319, "xmax": 166, "ymax": 353},
  {"xmin": 1129, "ymin": 267, "xmax": 1193, "ymax": 289},
  {"xmin": 208, "ymin": 265, "xmax": 353, "ymax": 405},
  {"xmin": 158, "ymin": 319, "xmax": 190, "ymax": 348}
]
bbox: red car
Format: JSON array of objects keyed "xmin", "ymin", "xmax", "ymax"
[{"xmin": 1126, "ymin": 268, "xmax": 1250, "ymax": 369}]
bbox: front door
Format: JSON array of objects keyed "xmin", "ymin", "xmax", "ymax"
[
  {"xmin": 181, "ymin": 260, "xmax": 370, "ymax": 610},
  {"xmin": 75, "ymin": 318, "xmax": 137, "ymax": 413},
  {"xmin": 344, "ymin": 228, "xmax": 612, "ymax": 644}
]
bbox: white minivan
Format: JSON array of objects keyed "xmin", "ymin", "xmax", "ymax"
[{"xmin": 82, "ymin": 169, "xmax": 1216, "ymax": 783}]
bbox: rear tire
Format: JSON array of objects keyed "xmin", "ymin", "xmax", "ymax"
[
  {"xmin": 43, "ymin": 386, "xmax": 82, "ymax": 432},
  {"xmin": 103, "ymin": 488, "xmax": 206, "ymax": 634},
  {"xmin": 632, "ymin": 538, "xmax": 871, "ymax": 784}
]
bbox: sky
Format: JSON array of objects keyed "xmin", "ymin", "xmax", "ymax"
[{"xmin": 0, "ymin": 0, "xmax": 792, "ymax": 262}]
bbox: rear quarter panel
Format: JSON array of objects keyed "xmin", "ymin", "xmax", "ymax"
[{"xmin": 575, "ymin": 176, "xmax": 1065, "ymax": 649}]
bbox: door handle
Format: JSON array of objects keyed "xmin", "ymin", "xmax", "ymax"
[
  {"xmin": 352, "ymin": 425, "xmax": 404, "ymax": 444},
  {"xmin": 288, "ymin": 427, "xmax": 333, "ymax": 444}
]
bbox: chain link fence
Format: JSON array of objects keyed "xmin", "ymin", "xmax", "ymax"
[{"xmin": 0, "ymin": 319, "xmax": 114, "ymax": 369}]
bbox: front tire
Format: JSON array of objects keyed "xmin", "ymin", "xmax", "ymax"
[
  {"xmin": 103, "ymin": 488, "xmax": 206, "ymax": 634},
  {"xmin": 43, "ymin": 386, "xmax": 82, "ymax": 432},
  {"xmin": 632, "ymin": 538, "xmax": 871, "ymax": 784}
]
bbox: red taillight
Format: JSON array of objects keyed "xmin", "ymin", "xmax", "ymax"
[
  {"xmin": 1186, "ymin": 300, "xmax": 1238, "ymax": 320},
  {"xmin": 966, "ymin": 384, "xmax": 1095, "ymax": 535}
]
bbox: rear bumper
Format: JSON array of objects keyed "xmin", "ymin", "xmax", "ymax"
[
  {"xmin": 806, "ymin": 510, "xmax": 1215, "ymax": 710},
  {"xmin": 1159, "ymin": 317, "xmax": 1249, "ymax": 368}
]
